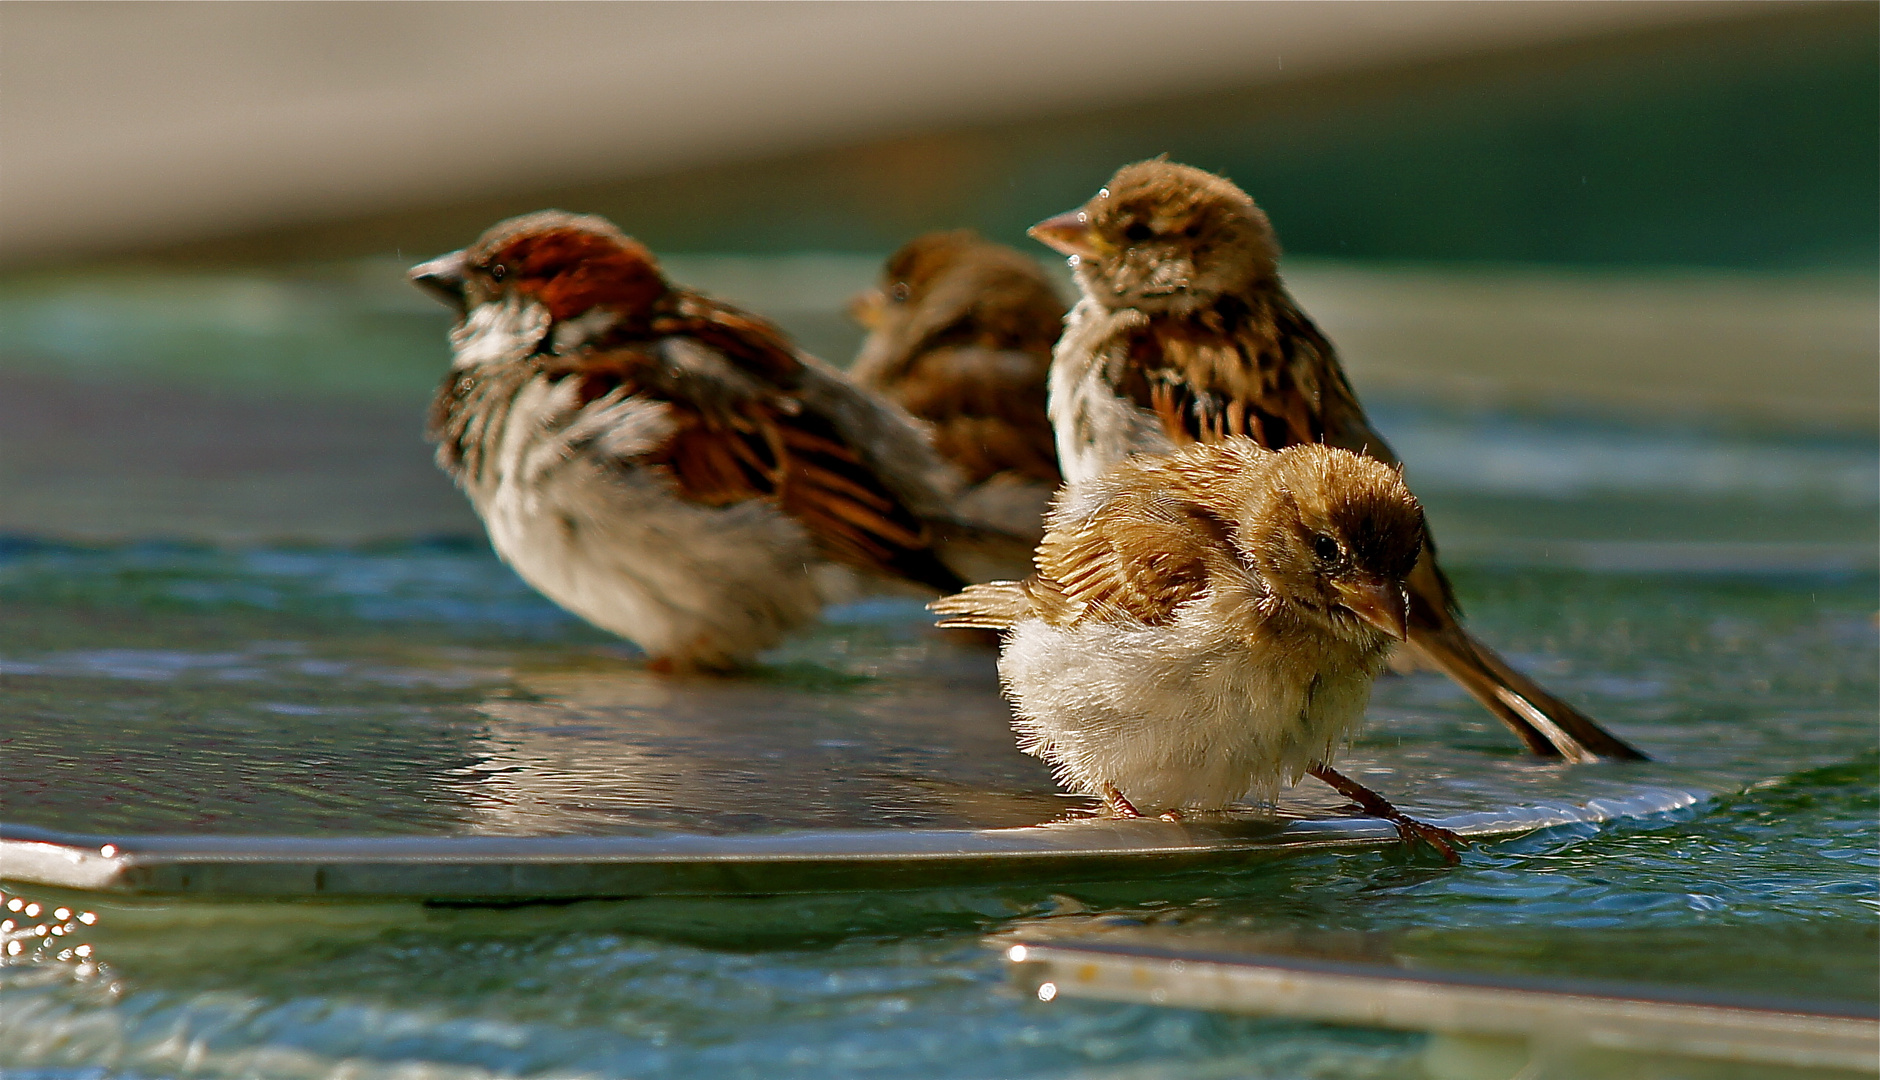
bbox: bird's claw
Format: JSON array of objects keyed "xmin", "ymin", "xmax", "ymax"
[
  {"xmin": 1388, "ymin": 816, "xmax": 1466, "ymax": 864},
  {"xmin": 1102, "ymin": 784, "xmax": 1143, "ymax": 818},
  {"xmin": 1309, "ymin": 762, "xmax": 1466, "ymax": 865}
]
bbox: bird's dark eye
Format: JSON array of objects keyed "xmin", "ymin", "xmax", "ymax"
[
  {"xmin": 890, "ymin": 282, "xmax": 910, "ymax": 302},
  {"xmin": 1312, "ymin": 534, "xmax": 1341, "ymax": 563},
  {"xmin": 1184, "ymin": 223, "xmax": 1203, "ymax": 238},
  {"xmin": 1123, "ymin": 222, "xmax": 1153, "ymax": 243},
  {"xmin": 489, "ymin": 264, "xmax": 507, "ymax": 282}
]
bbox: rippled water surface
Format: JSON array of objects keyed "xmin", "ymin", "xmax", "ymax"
[
  {"xmin": 1, "ymin": 261, "xmax": 1875, "ymax": 1078},
  {"xmin": 3, "ymin": 536, "xmax": 1875, "ymax": 1078}
]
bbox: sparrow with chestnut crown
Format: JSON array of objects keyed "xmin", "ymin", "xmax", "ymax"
[{"xmin": 412, "ymin": 210, "xmax": 988, "ymax": 671}]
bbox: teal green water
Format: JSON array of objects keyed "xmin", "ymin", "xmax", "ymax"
[
  {"xmin": 1, "ymin": 256, "xmax": 1876, "ymax": 1077},
  {"xmin": 2, "ymin": 536, "xmax": 1875, "ymax": 1078}
]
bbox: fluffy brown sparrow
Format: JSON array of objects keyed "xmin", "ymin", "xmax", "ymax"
[
  {"xmin": 411, "ymin": 210, "xmax": 984, "ymax": 671},
  {"xmin": 1028, "ymin": 160, "xmax": 1646, "ymax": 763},
  {"xmin": 848, "ymin": 231, "xmax": 1066, "ymax": 541},
  {"xmin": 933, "ymin": 438, "xmax": 1461, "ymax": 859}
]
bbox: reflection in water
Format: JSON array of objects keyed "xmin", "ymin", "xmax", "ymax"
[
  {"xmin": 460, "ymin": 663, "xmax": 1076, "ymax": 835},
  {"xmin": 0, "ymin": 478, "xmax": 1873, "ymax": 1080}
]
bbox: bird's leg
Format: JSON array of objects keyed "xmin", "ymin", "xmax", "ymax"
[
  {"xmin": 1101, "ymin": 784, "xmax": 1143, "ymax": 818},
  {"xmin": 1307, "ymin": 763, "xmax": 1465, "ymax": 864}
]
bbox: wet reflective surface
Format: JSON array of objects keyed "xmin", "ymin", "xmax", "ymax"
[
  {"xmin": 2, "ymin": 540, "xmax": 1875, "ymax": 1077},
  {"xmin": 1, "ymin": 261, "xmax": 1875, "ymax": 1078}
]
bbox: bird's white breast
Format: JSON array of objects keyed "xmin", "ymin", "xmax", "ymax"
[
  {"xmin": 458, "ymin": 376, "xmax": 821, "ymax": 668},
  {"xmin": 1048, "ymin": 298, "xmax": 1176, "ymax": 485},
  {"xmin": 998, "ymin": 588, "xmax": 1386, "ymax": 811}
]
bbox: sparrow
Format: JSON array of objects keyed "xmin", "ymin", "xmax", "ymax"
[
  {"xmin": 848, "ymin": 230, "xmax": 1067, "ymax": 541},
  {"xmin": 1026, "ymin": 159, "xmax": 1647, "ymax": 764},
  {"xmin": 411, "ymin": 210, "xmax": 987, "ymax": 672},
  {"xmin": 932, "ymin": 438, "xmax": 1462, "ymax": 860}
]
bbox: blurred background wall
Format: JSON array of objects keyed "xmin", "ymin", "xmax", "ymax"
[
  {"xmin": 1, "ymin": 1, "xmax": 1874, "ymax": 549},
  {"xmin": 7, "ymin": 1, "xmax": 1873, "ymax": 269}
]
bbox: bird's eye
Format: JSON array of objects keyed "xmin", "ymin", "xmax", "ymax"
[
  {"xmin": 890, "ymin": 282, "xmax": 910, "ymax": 302},
  {"xmin": 1312, "ymin": 534, "xmax": 1341, "ymax": 563},
  {"xmin": 1123, "ymin": 222, "xmax": 1153, "ymax": 243},
  {"xmin": 490, "ymin": 264, "xmax": 507, "ymax": 282},
  {"xmin": 1184, "ymin": 223, "xmax": 1203, "ymax": 238}
]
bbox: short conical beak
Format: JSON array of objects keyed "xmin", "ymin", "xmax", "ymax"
[
  {"xmin": 409, "ymin": 250, "xmax": 468, "ymax": 312},
  {"xmin": 1028, "ymin": 208, "xmax": 1101, "ymax": 259},
  {"xmin": 846, "ymin": 287, "xmax": 886, "ymax": 329},
  {"xmin": 1335, "ymin": 578, "xmax": 1410, "ymax": 641}
]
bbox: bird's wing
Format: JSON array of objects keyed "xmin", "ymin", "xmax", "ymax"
[
  {"xmin": 543, "ymin": 314, "xmax": 963, "ymax": 593},
  {"xmin": 895, "ymin": 346, "xmax": 1060, "ymax": 485},
  {"xmin": 1116, "ymin": 290, "xmax": 1395, "ymax": 463},
  {"xmin": 1032, "ymin": 475, "xmax": 1232, "ymax": 627}
]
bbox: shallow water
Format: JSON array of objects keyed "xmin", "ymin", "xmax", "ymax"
[
  {"xmin": 1, "ymin": 261, "xmax": 1876, "ymax": 1077},
  {"xmin": 2, "ymin": 537, "xmax": 1875, "ymax": 1078}
]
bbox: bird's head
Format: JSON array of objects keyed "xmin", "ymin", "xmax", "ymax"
[
  {"xmin": 848, "ymin": 230, "xmax": 1066, "ymax": 384},
  {"xmin": 848, "ymin": 230, "xmax": 986, "ymax": 331},
  {"xmin": 1029, "ymin": 159, "xmax": 1278, "ymax": 315},
  {"xmin": 410, "ymin": 210, "xmax": 668, "ymax": 327},
  {"xmin": 1231, "ymin": 443, "xmax": 1423, "ymax": 643}
]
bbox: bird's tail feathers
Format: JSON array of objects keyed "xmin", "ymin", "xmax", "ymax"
[
  {"xmin": 1407, "ymin": 623, "xmax": 1648, "ymax": 762},
  {"xmin": 929, "ymin": 582, "xmax": 1029, "ymax": 630}
]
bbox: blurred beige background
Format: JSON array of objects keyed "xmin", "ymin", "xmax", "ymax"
[
  {"xmin": 4, "ymin": 1, "xmax": 1759, "ymax": 262},
  {"xmin": 1, "ymin": 1, "xmax": 1873, "ymax": 552}
]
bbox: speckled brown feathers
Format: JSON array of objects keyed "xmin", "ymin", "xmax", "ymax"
[
  {"xmin": 931, "ymin": 440, "xmax": 1451, "ymax": 828},
  {"xmin": 426, "ymin": 220, "xmax": 960, "ymax": 594},
  {"xmin": 1032, "ymin": 161, "xmax": 1647, "ymax": 762},
  {"xmin": 937, "ymin": 440, "xmax": 1423, "ymax": 636},
  {"xmin": 850, "ymin": 231, "xmax": 1065, "ymax": 490},
  {"xmin": 414, "ymin": 211, "xmax": 983, "ymax": 668}
]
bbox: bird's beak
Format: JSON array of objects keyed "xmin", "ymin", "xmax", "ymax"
[
  {"xmin": 847, "ymin": 287, "xmax": 886, "ymax": 329},
  {"xmin": 1028, "ymin": 208, "xmax": 1101, "ymax": 259},
  {"xmin": 409, "ymin": 250, "xmax": 468, "ymax": 312},
  {"xmin": 1335, "ymin": 578, "xmax": 1410, "ymax": 642}
]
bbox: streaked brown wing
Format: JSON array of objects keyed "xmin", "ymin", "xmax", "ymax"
[
  {"xmin": 895, "ymin": 346, "xmax": 1060, "ymax": 485},
  {"xmin": 555, "ymin": 330, "xmax": 963, "ymax": 594},
  {"xmin": 1118, "ymin": 290, "xmax": 1385, "ymax": 459},
  {"xmin": 1033, "ymin": 483, "xmax": 1229, "ymax": 627},
  {"xmin": 650, "ymin": 291, "xmax": 803, "ymax": 383}
]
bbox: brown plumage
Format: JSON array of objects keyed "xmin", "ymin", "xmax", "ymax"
[
  {"xmin": 1030, "ymin": 160, "xmax": 1646, "ymax": 763},
  {"xmin": 413, "ymin": 210, "xmax": 977, "ymax": 670},
  {"xmin": 933, "ymin": 440, "xmax": 1461, "ymax": 858},
  {"xmin": 849, "ymin": 231, "xmax": 1066, "ymax": 540}
]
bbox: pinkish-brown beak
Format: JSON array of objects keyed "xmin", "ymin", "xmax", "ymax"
[
  {"xmin": 846, "ymin": 287, "xmax": 886, "ymax": 329},
  {"xmin": 409, "ymin": 249, "xmax": 468, "ymax": 312},
  {"xmin": 1335, "ymin": 578, "xmax": 1410, "ymax": 642},
  {"xmin": 1028, "ymin": 208, "xmax": 1101, "ymax": 259}
]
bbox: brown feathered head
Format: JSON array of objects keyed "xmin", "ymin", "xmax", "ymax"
[
  {"xmin": 410, "ymin": 210, "xmax": 668, "ymax": 324},
  {"xmin": 1230, "ymin": 442, "xmax": 1424, "ymax": 641},
  {"xmin": 848, "ymin": 230, "xmax": 1067, "ymax": 387},
  {"xmin": 1029, "ymin": 159, "xmax": 1279, "ymax": 315}
]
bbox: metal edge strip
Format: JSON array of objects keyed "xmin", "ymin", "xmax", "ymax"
[{"xmin": 0, "ymin": 786, "xmax": 1704, "ymax": 900}]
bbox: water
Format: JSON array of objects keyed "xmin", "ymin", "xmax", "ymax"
[
  {"xmin": 1, "ymin": 261, "xmax": 1875, "ymax": 1078},
  {"xmin": 2, "ymin": 539, "xmax": 1874, "ymax": 1078}
]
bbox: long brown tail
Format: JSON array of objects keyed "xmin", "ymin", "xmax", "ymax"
[{"xmin": 1406, "ymin": 553, "xmax": 1649, "ymax": 762}]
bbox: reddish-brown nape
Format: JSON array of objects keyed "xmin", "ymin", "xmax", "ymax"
[{"xmin": 469, "ymin": 211, "xmax": 669, "ymax": 323}]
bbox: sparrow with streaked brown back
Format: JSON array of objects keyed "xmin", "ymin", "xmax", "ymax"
[
  {"xmin": 848, "ymin": 230, "xmax": 1066, "ymax": 541},
  {"xmin": 932, "ymin": 438, "xmax": 1462, "ymax": 860},
  {"xmin": 1027, "ymin": 159, "xmax": 1646, "ymax": 764},
  {"xmin": 411, "ymin": 210, "xmax": 991, "ymax": 672}
]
